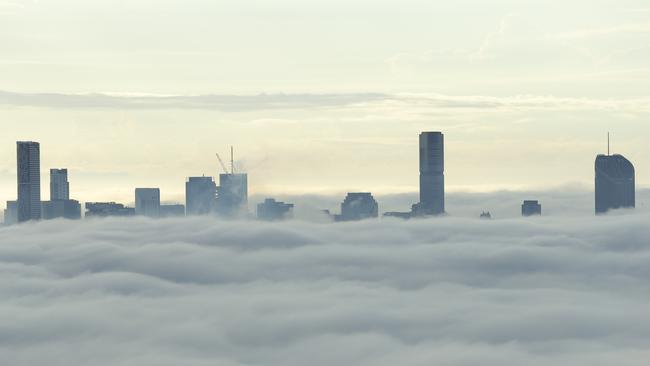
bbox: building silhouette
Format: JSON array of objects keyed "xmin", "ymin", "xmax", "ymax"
[
  {"xmin": 216, "ymin": 173, "xmax": 248, "ymax": 218},
  {"xmin": 257, "ymin": 198, "xmax": 294, "ymax": 221},
  {"xmin": 595, "ymin": 154, "xmax": 635, "ymax": 214},
  {"xmin": 416, "ymin": 132, "xmax": 445, "ymax": 216},
  {"xmin": 85, "ymin": 202, "xmax": 135, "ymax": 217},
  {"xmin": 335, "ymin": 192, "xmax": 378, "ymax": 221},
  {"xmin": 17, "ymin": 141, "xmax": 41, "ymax": 222},
  {"xmin": 160, "ymin": 204, "xmax": 186, "ymax": 217},
  {"xmin": 135, "ymin": 188, "xmax": 161, "ymax": 217},
  {"xmin": 521, "ymin": 200, "xmax": 542, "ymax": 216},
  {"xmin": 186, "ymin": 176, "xmax": 217, "ymax": 216},
  {"xmin": 50, "ymin": 168, "xmax": 70, "ymax": 200},
  {"xmin": 3, "ymin": 201, "xmax": 17, "ymax": 225}
]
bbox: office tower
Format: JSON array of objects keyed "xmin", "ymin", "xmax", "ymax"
[
  {"xmin": 335, "ymin": 192, "xmax": 378, "ymax": 221},
  {"xmin": 257, "ymin": 198, "xmax": 294, "ymax": 221},
  {"xmin": 595, "ymin": 154, "xmax": 635, "ymax": 214},
  {"xmin": 185, "ymin": 176, "xmax": 217, "ymax": 215},
  {"xmin": 417, "ymin": 132, "xmax": 445, "ymax": 216},
  {"xmin": 160, "ymin": 204, "xmax": 186, "ymax": 217},
  {"xmin": 85, "ymin": 202, "xmax": 135, "ymax": 217},
  {"xmin": 216, "ymin": 173, "xmax": 248, "ymax": 218},
  {"xmin": 3, "ymin": 201, "xmax": 18, "ymax": 225},
  {"xmin": 50, "ymin": 169, "xmax": 70, "ymax": 200},
  {"xmin": 42, "ymin": 200, "xmax": 82, "ymax": 220},
  {"xmin": 17, "ymin": 141, "xmax": 41, "ymax": 222},
  {"xmin": 521, "ymin": 200, "xmax": 542, "ymax": 216},
  {"xmin": 135, "ymin": 188, "xmax": 161, "ymax": 217}
]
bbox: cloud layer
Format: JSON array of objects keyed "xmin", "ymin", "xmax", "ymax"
[{"xmin": 1, "ymin": 215, "xmax": 650, "ymax": 365}]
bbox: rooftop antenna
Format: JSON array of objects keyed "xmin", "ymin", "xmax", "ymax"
[{"xmin": 607, "ymin": 132, "xmax": 610, "ymax": 156}]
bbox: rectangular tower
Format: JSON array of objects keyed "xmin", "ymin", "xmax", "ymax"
[
  {"xmin": 50, "ymin": 168, "xmax": 70, "ymax": 200},
  {"xmin": 418, "ymin": 132, "xmax": 445, "ymax": 216},
  {"xmin": 135, "ymin": 188, "xmax": 161, "ymax": 218},
  {"xmin": 17, "ymin": 141, "xmax": 41, "ymax": 222},
  {"xmin": 595, "ymin": 154, "xmax": 635, "ymax": 214},
  {"xmin": 185, "ymin": 176, "xmax": 217, "ymax": 215}
]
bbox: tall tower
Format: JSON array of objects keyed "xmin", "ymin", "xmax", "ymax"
[
  {"xmin": 17, "ymin": 141, "xmax": 41, "ymax": 222},
  {"xmin": 50, "ymin": 168, "xmax": 70, "ymax": 200},
  {"xmin": 418, "ymin": 132, "xmax": 445, "ymax": 215},
  {"xmin": 135, "ymin": 188, "xmax": 161, "ymax": 218},
  {"xmin": 595, "ymin": 154, "xmax": 635, "ymax": 214}
]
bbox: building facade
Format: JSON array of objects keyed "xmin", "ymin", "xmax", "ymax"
[
  {"xmin": 160, "ymin": 204, "xmax": 186, "ymax": 217},
  {"xmin": 335, "ymin": 192, "xmax": 378, "ymax": 221},
  {"xmin": 3, "ymin": 201, "xmax": 18, "ymax": 225},
  {"xmin": 417, "ymin": 132, "xmax": 445, "ymax": 216},
  {"xmin": 17, "ymin": 141, "xmax": 41, "ymax": 222},
  {"xmin": 216, "ymin": 173, "xmax": 248, "ymax": 218},
  {"xmin": 185, "ymin": 177, "xmax": 217, "ymax": 215},
  {"xmin": 257, "ymin": 198, "xmax": 294, "ymax": 221},
  {"xmin": 42, "ymin": 200, "xmax": 81, "ymax": 220},
  {"xmin": 595, "ymin": 154, "xmax": 635, "ymax": 214},
  {"xmin": 50, "ymin": 168, "xmax": 70, "ymax": 201},
  {"xmin": 521, "ymin": 200, "xmax": 542, "ymax": 216},
  {"xmin": 85, "ymin": 202, "xmax": 135, "ymax": 217},
  {"xmin": 135, "ymin": 188, "xmax": 161, "ymax": 217}
]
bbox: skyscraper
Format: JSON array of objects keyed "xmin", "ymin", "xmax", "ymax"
[
  {"xmin": 595, "ymin": 154, "xmax": 635, "ymax": 214},
  {"xmin": 215, "ymin": 173, "xmax": 248, "ymax": 218},
  {"xmin": 335, "ymin": 192, "xmax": 378, "ymax": 221},
  {"xmin": 135, "ymin": 188, "xmax": 161, "ymax": 217},
  {"xmin": 521, "ymin": 200, "xmax": 542, "ymax": 216},
  {"xmin": 185, "ymin": 176, "xmax": 217, "ymax": 215},
  {"xmin": 17, "ymin": 141, "xmax": 41, "ymax": 222},
  {"xmin": 257, "ymin": 198, "xmax": 294, "ymax": 221},
  {"xmin": 417, "ymin": 131, "xmax": 444, "ymax": 216},
  {"xmin": 50, "ymin": 169, "xmax": 70, "ymax": 200}
]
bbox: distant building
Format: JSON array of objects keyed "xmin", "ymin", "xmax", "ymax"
[
  {"xmin": 335, "ymin": 192, "xmax": 378, "ymax": 222},
  {"xmin": 3, "ymin": 201, "xmax": 17, "ymax": 225},
  {"xmin": 160, "ymin": 204, "xmax": 186, "ymax": 217},
  {"xmin": 416, "ymin": 131, "xmax": 445, "ymax": 216},
  {"xmin": 595, "ymin": 154, "xmax": 635, "ymax": 214},
  {"xmin": 17, "ymin": 141, "xmax": 41, "ymax": 222},
  {"xmin": 257, "ymin": 198, "xmax": 294, "ymax": 221},
  {"xmin": 50, "ymin": 168, "xmax": 70, "ymax": 200},
  {"xmin": 480, "ymin": 211, "xmax": 492, "ymax": 219},
  {"xmin": 85, "ymin": 202, "xmax": 135, "ymax": 218},
  {"xmin": 185, "ymin": 176, "xmax": 217, "ymax": 215},
  {"xmin": 42, "ymin": 200, "xmax": 81, "ymax": 220},
  {"xmin": 215, "ymin": 173, "xmax": 248, "ymax": 218},
  {"xmin": 135, "ymin": 188, "xmax": 161, "ymax": 217},
  {"xmin": 383, "ymin": 211, "xmax": 412, "ymax": 219},
  {"xmin": 521, "ymin": 200, "xmax": 542, "ymax": 216}
]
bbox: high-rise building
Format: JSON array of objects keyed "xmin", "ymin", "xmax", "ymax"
[
  {"xmin": 595, "ymin": 154, "xmax": 635, "ymax": 214},
  {"xmin": 417, "ymin": 132, "xmax": 445, "ymax": 216},
  {"xmin": 521, "ymin": 200, "xmax": 542, "ymax": 216},
  {"xmin": 85, "ymin": 202, "xmax": 135, "ymax": 217},
  {"xmin": 335, "ymin": 192, "xmax": 378, "ymax": 221},
  {"xmin": 3, "ymin": 201, "xmax": 18, "ymax": 225},
  {"xmin": 17, "ymin": 141, "xmax": 41, "ymax": 222},
  {"xmin": 216, "ymin": 173, "xmax": 248, "ymax": 218},
  {"xmin": 185, "ymin": 176, "xmax": 217, "ymax": 215},
  {"xmin": 257, "ymin": 198, "xmax": 294, "ymax": 221},
  {"xmin": 50, "ymin": 169, "xmax": 70, "ymax": 200},
  {"xmin": 42, "ymin": 200, "xmax": 81, "ymax": 220},
  {"xmin": 135, "ymin": 188, "xmax": 161, "ymax": 217}
]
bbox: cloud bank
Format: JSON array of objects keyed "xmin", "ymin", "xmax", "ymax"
[{"xmin": 1, "ymin": 215, "xmax": 650, "ymax": 365}]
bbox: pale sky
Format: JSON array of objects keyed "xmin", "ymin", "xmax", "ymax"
[{"xmin": 2, "ymin": 0, "xmax": 650, "ymax": 204}]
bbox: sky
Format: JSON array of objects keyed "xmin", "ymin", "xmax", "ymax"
[
  {"xmin": 2, "ymin": 214, "xmax": 650, "ymax": 365},
  {"xmin": 1, "ymin": 0, "xmax": 650, "ymax": 206}
]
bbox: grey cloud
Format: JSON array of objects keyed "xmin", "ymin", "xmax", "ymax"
[{"xmin": 1, "ymin": 213, "xmax": 650, "ymax": 365}]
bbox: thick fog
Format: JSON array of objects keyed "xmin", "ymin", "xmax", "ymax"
[{"xmin": 1, "ymin": 212, "xmax": 650, "ymax": 365}]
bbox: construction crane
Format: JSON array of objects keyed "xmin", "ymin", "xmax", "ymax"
[{"xmin": 216, "ymin": 146, "xmax": 237, "ymax": 175}]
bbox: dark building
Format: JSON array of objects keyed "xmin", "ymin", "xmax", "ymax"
[
  {"xmin": 85, "ymin": 202, "xmax": 135, "ymax": 218},
  {"xmin": 480, "ymin": 211, "xmax": 492, "ymax": 219},
  {"xmin": 135, "ymin": 188, "xmax": 161, "ymax": 218},
  {"xmin": 521, "ymin": 200, "xmax": 542, "ymax": 216},
  {"xmin": 42, "ymin": 200, "xmax": 82, "ymax": 220},
  {"xmin": 216, "ymin": 173, "xmax": 248, "ymax": 218},
  {"xmin": 50, "ymin": 168, "xmax": 69, "ymax": 200},
  {"xmin": 335, "ymin": 193, "xmax": 378, "ymax": 222},
  {"xmin": 3, "ymin": 201, "xmax": 17, "ymax": 225},
  {"xmin": 415, "ymin": 132, "xmax": 445, "ymax": 216},
  {"xmin": 186, "ymin": 176, "xmax": 217, "ymax": 216},
  {"xmin": 160, "ymin": 204, "xmax": 186, "ymax": 217},
  {"xmin": 595, "ymin": 154, "xmax": 635, "ymax": 214},
  {"xmin": 17, "ymin": 141, "xmax": 41, "ymax": 222},
  {"xmin": 257, "ymin": 198, "xmax": 294, "ymax": 221}
]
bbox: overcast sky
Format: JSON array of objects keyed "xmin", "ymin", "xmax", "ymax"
[{"xmin": 2, "ymin": 0, "xmax": 650, "ymax": 204}]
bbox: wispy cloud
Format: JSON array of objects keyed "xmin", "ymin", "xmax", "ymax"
[{"xmin": 549, "ymin": 23, "xmax": 650, "ymax": 40}]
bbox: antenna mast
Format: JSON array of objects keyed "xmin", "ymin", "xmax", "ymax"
[
  {"xmin": 607, "ymin": 132, "xmax": 610, "ymax": 156},
  {"xmin": 230, "ymin": 146, "xmax": 235, "ymax": 174}
]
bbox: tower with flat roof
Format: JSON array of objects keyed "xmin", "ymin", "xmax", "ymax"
[
  {"xmin": 417, "ymin": 132, "xmax": 444, "ymax": 216},
  {"xmin": 17, "ymin": 141, "xmax": 41, "ymax": 222}
]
